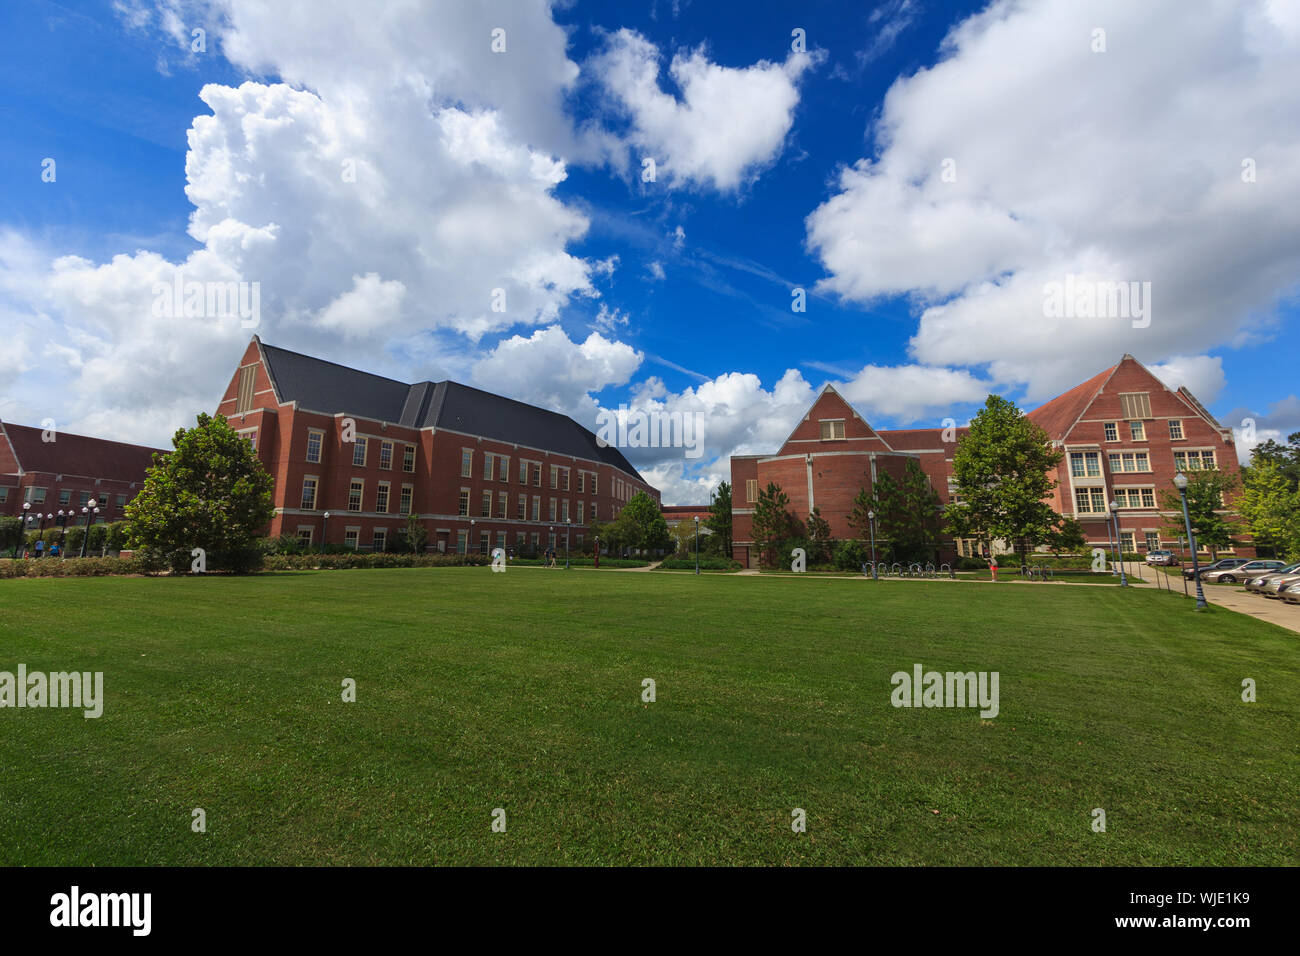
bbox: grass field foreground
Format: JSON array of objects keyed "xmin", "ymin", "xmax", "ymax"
[{"xmin": 1, "ymin": 568, "xmax": 1296, "ymax": 865}]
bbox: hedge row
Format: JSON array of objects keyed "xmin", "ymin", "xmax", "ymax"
[
  {"xmin": 0, "ymin": 556, "xmax": 143, "ymax": 578},
  {"xmin": 657, "ymin": 555, "xmax": 742, "ymax": 571}
]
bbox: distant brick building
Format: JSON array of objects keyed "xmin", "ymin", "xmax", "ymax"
[
  {"xmin": 0, "ymin": 421, "xmax": 163, "ymax": 526},
  {"xmin": 731, "ymin": 355, "xmax": 1251, "ymax": 568},
  {"xmin": 215, "ymin": 337, "xmax": 659, "ymax": 553}
]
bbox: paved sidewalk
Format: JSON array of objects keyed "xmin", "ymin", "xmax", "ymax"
[{"xmin": 1192, "ymin": 583, "xmax": 1300, "ymax": 634}]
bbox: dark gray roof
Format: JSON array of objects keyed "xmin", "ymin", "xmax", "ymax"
[{"xmin": 258, "ymin": 341, "xmax": 643, "ymax": 479}]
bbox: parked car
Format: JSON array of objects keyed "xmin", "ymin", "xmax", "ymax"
[
  {"xmin": 1145, "ymin": 550, "xmax": 1179, "ymax": 566},
  {"xmin": 1183, "ymin": 558, "xmax": 1248, "ymax": 580},
  {"xmin": 1200, "ymin": 560, "xmax": 1286, "ymax": 584},
  {"xmin": 1245, "ymin": 562, "xmax": 1300, "ymax": 594},
  {"xmin": 1282, "ymin": 583, "xmax": 1300, "ymax": 605},
  {"xmin": 1263, "ymin": 572, "xmax": 1300, "ymax": 599}
]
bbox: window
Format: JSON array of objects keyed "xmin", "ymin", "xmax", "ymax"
[
  {"xmin": 590, "ymin": 501, "xmax": 597, "ymax": 522},
  {"xmin": 1174, "ymin": 450, "xmax": 1216, "ymax": 471},
  {"xmin": 549, "ymin": 498, "xmax": 557, "ymax": 521},
  {"xmin": 1108, "ymin": 451, "xmax": 1151, "ymax": 473},
  {"xmin": 533, "ymin": 464, "xmax": 541, "ymax": 487},
  {"xmin": 530, "ymin": 532, "xmax": 540, "ymax": 552},
  {"xmin": 344, "ymin": 528, "xmax": 359, "ymax": 550},
  {"xmin": 550, "ymin": 465, "xmax": 559, "ymax": 489},
  {"xmin": 1168, "ymin": 419, "xmax": 1184, "ymax": 440},
  {"xmin": 458, "ymin": 489, "xmax": 470, "ymax": 517},
  {"xmin": 578, "ymin": 472, "xmax": 586, "ymax": 493},
  {"xmin": 235, "ymin": 364, "xmax": 257, "ymax": 413},
  {"xmin": 1119, "ymin": 531, "xmax": 1135, "ymax": 553},
  {"xmin": 59, "ymin": 489, "xmax": 71, "ymax": 506},
  {"xmin": 456, "ymin": 530, "xmax": 467, "ymax": 554},
  {"xmin": 519, "ymin": 460, "xmax": 529, "ymax": 484},
  {"xmin": 497, "ymin": 491, "xmax": 507, "ymax": 518},
  {"xmin": 1128, "ymin": 421, "xmax": 1146, "ymax": 441},
  {"xmin": 577, "ymin": 501, "xmax": 585, "ymax": 524},
  {"xmin": 576, "ymin": 534, "xmax": 584, "ymax": 548},
  {"xmin": 79, "ymin": 491, "xmax": 90, "ymax": 507},
  {"xmin": 1069, "ymin": 452, "xmax": 1101, "ymax": 478},
  {"xmin": 481, "ymin": 491, "xmax": 492, "ymax": 518},
  {"xmin": 498, "ymin": 457, "xmax": 509, "ymax": 482},
  {"xmin": 301, "ymin": 477, "xmax": 318, "ymax": 510},
  {"xmin": 1104, "ymin": 422, "xmax": 1118, "ymax": 442},
  {"xmin": 403, "ymin": 445, "xmax": 416, "ymax": 473},
  {"xmin": 819, "ymin": 420, "xmax": 846, "ymax": 441},
  {"xmin": 1118, "ymin": 392, "xmax": 1152, "ymax": 420},
  {"xmin": 1074, "ymin": 487, "xmax": 1107, "ymax": 514},
  {"xmin": 591, "ymin": 474, "xmax": 598, "ymax": 494},
  {"xmin": 399, "ymin": 485, "xmax": 412, "ymax": 515},
  {"xmin": 373, "ymin": 529, "xmax": 387, "ymax": 552},
  {"xmin": 349, "ymin": 479, "xmax": 364, "ymax": 512},
  {"xmin": 1114, "ymin": 487, "xmax": 1156, "ymax": 508},
  {"xmin": 517, "ymin": 495, "xmax": 527, "ymax": 520},
  {"xmin": 484, "ymin": 453, "xmax": 494, "ymax": 480},
  {"xmin": 1145, "ymin": 531, "xmax": 1160, "ymax": 551},
  {"xmin": 561, "ymin": 500, "xmax": 570, "ymax": 522},
  {"xmin": 479, "ymin": 531, "xmax": 490, "ymax": 554},
  {"xmin": 561, "ymin": 468, "xmax": 570, "ymax": 491},
  {"xmin": 746, "ymin": 479, "xmax": 758, "ymax": 503},
  {"xmin": 375, "ymin": 482, "xmax": 390, "ymax": 514},
  {"xmin": 238, "ymin": 427, "xmax": 258, "ymax": 451},
  {"xmin": 461, "ymin": 449, "xmax": 473, "ymax": 478},
  {"xmin": 306, "ymin": 430, "xmax": 323, "ymax": 463},
  {"xmin": 379, "ymin": 441, "xmax": 393, "ymax": 470},
  {"xmin": 115, "ymin": 495, "xmax": 126, "ymax": 509},
  {"xmin": 516, "ymin": 532, "xmax": 526, "ymax": 548},
  {"xmin": 296, "ymin": 527, "xmax": 314, "ymax": 547},
  {"xmin": 353, "ymin": 437, "xmax": 368, "ymax": 467},
  {"xmin": 531, "ymin": 496, "xmax": 540, "ymax": 521},
  {"xmin": 0, "ymin": 487, "xmax": 8, "ymax": 504},
  {"xmin": 496, "ymin": 531, "xmax": 506, "ymax": 551}
]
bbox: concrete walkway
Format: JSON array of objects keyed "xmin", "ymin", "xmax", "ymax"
[{"xmin": 1192, "ymin": 583, "xmax": 1300, "ymax": 634}]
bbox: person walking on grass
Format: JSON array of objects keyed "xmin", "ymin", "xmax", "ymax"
[{"xmin": 34, "ymin": 538, "xmax": 44, "ymax": 559}]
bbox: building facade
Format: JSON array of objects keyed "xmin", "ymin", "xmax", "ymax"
[
  {"xmin": 215, "ymin": 337, "xmax": 659, "ymax": 553},
  {"xmin": 731, "ymin": 355, "xmax": 1251, "ymax": 568},
  {"xmin": 0, "ymin": 421, "xmax": 164, "ymax": 527}
]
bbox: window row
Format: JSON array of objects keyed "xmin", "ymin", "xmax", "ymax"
[
  {"xmin": 300, "ymin": 478, "xmax": 413, "ymax": 515},
  {"xmin": 304, "ymin": 432, "xmax": 416, "ymax": 472},
  {"xmin": 457, "ymin": 489, "xmax": 600, "ymax": 524},
  {"xmin": 1101, "ymin": 418, "xmax": 1184, "ymax": 442},
  {"xmin": 1069, "ymin": 448, "xmax": 1216, "ymax": 476}
]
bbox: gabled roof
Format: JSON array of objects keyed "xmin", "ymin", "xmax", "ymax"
[
  {"xmin": 1027, "ymin": 363, "xmax": 1117, "ymax": 439},
  {"xmin": 256, "ymin": 341, "xmax": 644, "ymax": 479},
  {"xmin": 0, "ymin": 421, "xmax": 164, "ymax": 480}
]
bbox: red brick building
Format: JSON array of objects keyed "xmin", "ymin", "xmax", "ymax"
[
  {"xmin": 214, "ymin": 337, "xmax": 659, "ymax": 553},
  {"xmin": 0, "ymin": 421, "xmax": 164, "ymax": 529},
  {"xmin": 731, "ymin": 355, "xmax": 1251, "ymax": 567}
]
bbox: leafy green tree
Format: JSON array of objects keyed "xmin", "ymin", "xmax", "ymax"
[
  {"xmin": 704, "ymin": 481, "xmax": 733, "ymax": 556},
  {"xmin": 616, "ymin": 492, "xmax": 672, "ymax": 553},
  {"xmin": 1044, "ymin": 516, "xmax": 1088, "ymax": 556},
  {"xmin": 404, "ymin": 512, "xmax": 428, "ymax": 554},
  {"xmin": 1248, "ymin": 432, "xmax": 1300, "ymax": 487},
  {"xmin": 751, "ymin": 482, "xmax": 798, "ymax": 567},
  {"xmin": 847, "ymin": 485, "xmax": 875, "ymax": 541},
  {"xmin": 806, "ymin": 506, "xmax": 832, "ymax": 563},
  {"xmin": 1236, "ymin": 460, "xmax": 1300, "ymax": 559},
  {"xmin": 874, "ymin": 460, "xmax": 943, "ymax": 563},
  {"xmin": 1159, "ymin": 470, "xmax": 1240, "ymax": 559},
  {"xmin": 944, "ymin": 394, "xmax": 1064, "ymax": 564},
  {"xmin": 126, "ymin": 413, "xmax": 275, "ymax": 573}
]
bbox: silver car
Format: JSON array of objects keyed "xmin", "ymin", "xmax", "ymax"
[
  {"xmin": 1245, "ymin": 562, "xmax": 1300, "ymax": 594},
  {"xmin": 1282, "ymin": 585, "xmax": 1300, "ymax": 605},
  {"xmin": 1200, "ymin": 560, "xmax": 1286, "ymax": 584},
  {"xmin": 1263, "ymin": 572, "xmax": 1300, "ymax": 599}
]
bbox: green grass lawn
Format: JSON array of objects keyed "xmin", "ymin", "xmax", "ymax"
[{"xmin": 1, "ymin": 568, "xmax": 1296, "ymax": 865}]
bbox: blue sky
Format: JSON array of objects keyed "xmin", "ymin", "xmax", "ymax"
[{"xmin": 1, "ymin": 0, "xmax": 1297, "ymax": 503}]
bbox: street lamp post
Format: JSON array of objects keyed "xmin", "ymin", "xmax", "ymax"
[
  {"xmin": 594, "ymin": 535, "xmax": 600, "ymax": 570},
  {"xmin": 1174, "ymin": 473, "xmax": 1207, "ymax": 609},
  {"xmin": 322, "ymin": 511, "xmax": 331, "ymax": 554},
  {"xmin": 565, "ymin": 518, "xmax": 571, "ymax": 570},
  {"xmin": 79, "ymin": 499, "xmax": 99, "ymax": 558},
  {"xmin": 1108, "ymin": 500, "xmax": 1128, "ymax": 587},
  {"xmin": 867, "ymin": 510, "xmax": 878, "ymax": 579},
  {"xmin": 16, "ymin": 501, "xmax": 31, "ymax": 558},
  {"xmin": 694, "ymin": 515, "xmax": 700, "ymax": 576},
  {"xmin": 36, "ymin": 511, "xmax": 49, "ymax": 557},
  {"xmin": 470, "ymin": 518, "xmax": 476, "ymax": 556},
  {"xmin": 1103, "ymin": 506, "xmax": 1119, "ymax": 578}
]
